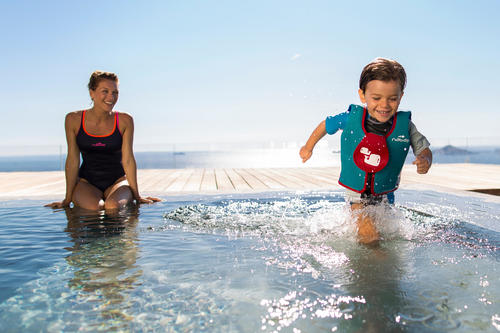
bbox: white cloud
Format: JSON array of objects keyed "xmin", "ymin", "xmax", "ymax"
[{"xmin": 290, "ymin": 53, "xmax": 301, "ymax": 61}]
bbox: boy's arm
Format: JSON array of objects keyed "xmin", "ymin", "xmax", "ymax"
[
  {"xmin": 300, "ymin": 120, "xmax": 327, "ymax": 163},
  {"xmin": 409, "ymin": 121, "xmax": 432, "ymax": 174},
  {"xmin": 300, "ymin": 112, "xmax": 348, "ymax": 163},
  {"xmin": 413, "ymin": 147, "xmax": 432, "ymax": 174}
]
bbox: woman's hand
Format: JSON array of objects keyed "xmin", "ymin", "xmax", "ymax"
[
  {"xmin": 44, "ymin": 199, "xmax": 71, "ymax": 209},
  {"xmin": 136, "ymin": 196, "xmax": 162, "ymax": 204}
]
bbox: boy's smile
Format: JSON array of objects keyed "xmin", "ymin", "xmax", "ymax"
[{"xmin": 358, "ymin": 80, "xmax": 403, "ymax": 123}]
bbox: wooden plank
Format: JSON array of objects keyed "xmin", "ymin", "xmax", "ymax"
[
  {"xmin": 136, "ymin": 169, "xmax": 159, "ymax": 192},
  {"xmin": 138, "ymin": 169, "xmax": 162, "ymax": 185},
  {"xmin": 258, "ymin": 168, "xmax": 306, "ymax": 189},
  {"xmin": 25, "ymin": 179, "xmax": 65, "ymax": 196},
  {"xmin": 400, "ymin": 164, "xmax": 500, "ymax": 190},
  {"xmin": 166, "ymin": 169, "xmax": 194, "ymax": 191},
  {"xmin": 139, "ymin": 169, "xmax": 177, "ymax": 192},
  {"xmin": 306, "ymin": 167, "xmax": 340, "ymax": 183},
  {"xmin": 233, "ymin": 168, "xmax": 269, "ymax": 190},
  {"xmin": 0, "ymin": 172, "xmax": 63, "ymax": 193},
  {"xmin": 246, "ymin": 168, "xmax": 286, "ymax": 189},
  {"xmin": 157, "ymin": 170, "xmax": 187, "ymax": 192},
  {"xmin": 214, "ymin": 169, "xmax": 235, "ymax": 191},
  {"xmin": 277, "ymin": 168, "xmax": 330, "ymax": 188},
  {"xmin": 146, "ymin": 169, "xmax": 180, "ymax": 192},
  {"xmin": 292, "ymin": 168, "xmax": 339, "ymax": 187},
  {"xmin": 200, "ymin": 169, "xmax": 217, "ymax": 191},
  {"xmin": 8, "ymin": 179, "xmax": 65, "ymax": 196},
  {"xmin": 137, "ymin": 169, "xmax": 164, "ymax": 193},
  {"xmin": 182, "ymin": 168, "xmax": 204, "ymax": 192},
  {"xmin": 0, "ymin": 173, "xmax": 35, "ymax": 191},
  {"xmin": 436, "ymin": 164, "xmax": 500, "ymax": 185},
  {"xmin": 225, "ymin": 168, "xmax": 252, "ymax": 191}
]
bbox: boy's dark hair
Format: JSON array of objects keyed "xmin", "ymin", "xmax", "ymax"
[
  {"xmin": 88, "ymin": 70, "xmax": 119, "ymax": 91},
  {"xmin": 359, "ymin": 58, "xmax": 406, "ymax": 93}
]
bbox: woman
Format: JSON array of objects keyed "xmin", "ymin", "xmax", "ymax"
[{"xmin": 46, "ymin": 71, "xmax": 160, "ymax": 210}]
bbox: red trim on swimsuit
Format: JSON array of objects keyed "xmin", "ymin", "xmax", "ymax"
[{"xmin": 82, "ymin": 110, "xmax": 118, "ymax": 138}]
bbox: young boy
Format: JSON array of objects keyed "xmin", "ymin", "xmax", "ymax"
[{"xmin": 300, "ymin": 58, "xmax": 432, "ymax": 245}]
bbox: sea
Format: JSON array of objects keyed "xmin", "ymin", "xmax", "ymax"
[{"xmin": 1, "ymin": 146, "xmax": 500, "ymax": 172}]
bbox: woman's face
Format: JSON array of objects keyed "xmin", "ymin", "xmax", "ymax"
[{"xmin": 89, "ymin": 79, "xmax": 119, "ymax": 112}]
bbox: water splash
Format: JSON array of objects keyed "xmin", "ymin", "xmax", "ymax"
[
  {"xmin": 162, "ymin": 195, "xmax": 472, "ymax": 285},
  {"xmin": 163, "ymin": 195, "xmax": 451, "ymax": 243},
  {"xmin": 164, "ymin": 196, "xmax": 353, "ymax": 238}
]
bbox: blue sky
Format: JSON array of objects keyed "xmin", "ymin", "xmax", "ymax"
[{"xmin": 1, "ymin": 0, "xmax": 499, "ymax": 154}]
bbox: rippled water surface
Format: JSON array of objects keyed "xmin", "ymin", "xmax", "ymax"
[{"xmin": 0, "ymin": 190, "xmax": 498, "ymax": 332}]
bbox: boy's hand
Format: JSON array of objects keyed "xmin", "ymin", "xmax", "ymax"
[
  {"xmin": 412, "ymin": 148, "xmax": 432, "ymax": 174},
  {"xmin": 299, "ymin": 146, "xmax": 313, "ymax": 163}
]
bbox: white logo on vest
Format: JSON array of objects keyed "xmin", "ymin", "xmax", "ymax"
[
  {"xmin": 360, "ymin": 147, "xmax": 381, "ymax": 167},
  {"xmin": 391, "ymin": 135, "xmax": 409, "ymax": 143}
]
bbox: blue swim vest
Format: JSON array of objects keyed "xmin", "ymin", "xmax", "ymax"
[{"xmin": 339, "ymin": 104, "xmax": 411, "ymax": 195}]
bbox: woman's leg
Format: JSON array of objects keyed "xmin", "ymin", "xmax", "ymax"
[
  {"xmin": 72, "ymin": 180, "xmax": 104, "ymax": 211},
  {"xmin": 351, "ymin": 203, "xmax": 380, "ymax": 245},
  {"xmin": 103, "ymin": 177, "xmax": 134, "ymax": 210}
]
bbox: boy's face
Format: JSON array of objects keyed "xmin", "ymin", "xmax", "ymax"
[{"xmin": 358, "ymin": 80, "xmax": 403, "ymax": 123}]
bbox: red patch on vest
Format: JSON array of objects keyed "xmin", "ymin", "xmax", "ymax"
[{"xmin": 353, "ymin": 133, "xmax": 389, "ymax": 173}]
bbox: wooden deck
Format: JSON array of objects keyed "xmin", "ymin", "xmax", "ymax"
[{"xmin": 1, "ymin": 164, "xmax": 500, "ymax": 200}]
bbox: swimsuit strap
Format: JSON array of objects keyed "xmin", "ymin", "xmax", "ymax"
[
  {"xmin": 115, "ymin": 112, "xmax": 120, "ymax": 135},
  {"xmin": 81, "ymin": 110, "xmax": 86, "ymax": 127}
]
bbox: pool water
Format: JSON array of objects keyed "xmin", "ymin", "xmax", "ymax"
[{"xmin": 0, "ymin": 190, "xmax": 498, "ymax": 332}]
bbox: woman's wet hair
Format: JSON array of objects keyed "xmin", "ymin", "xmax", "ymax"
[
  {"xmin": 88, "ymin": 70, "xmax": 119, "ymax": 91},
  {"xmin": 359, "ymin": 58, "xmax": 406, "ymax": 93}
]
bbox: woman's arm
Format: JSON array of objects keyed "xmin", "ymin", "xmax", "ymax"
[
  {"xmin": 45, "ymin": 112, "xmax": 80, "ymax": 208},
  {"xmin": 120, "ymin": 113, "xmax": 140, "ymax": 199},
  {"xmin": 120, "ymin": 113, "xmax": 161, "ymax": 204}
]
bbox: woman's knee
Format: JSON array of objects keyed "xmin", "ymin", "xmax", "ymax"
[
  {"xmin": 104, "ymin": 197, "xmax": 129, "ymax": 210},
  {"xmin": 73, "ymin": 198, "xmax": 103, "ymax": 211},
  {"xmin": 105, "ymin": 185, "xmax": 133, "ymax": 209},
  {"xmin": 72, "ymin": 180, "xmax": 104, "ymax": 210}
]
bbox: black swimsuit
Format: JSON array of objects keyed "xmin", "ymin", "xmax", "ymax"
[{"xmin": 76, "ymin": 111, "xmax": 125, "ymax": 192}]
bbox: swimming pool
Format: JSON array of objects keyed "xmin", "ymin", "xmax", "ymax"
[{"xmin": 0, "ymin": 190, "xmax": 498, "ymax": 332}]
